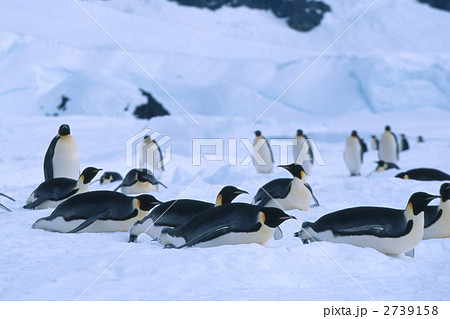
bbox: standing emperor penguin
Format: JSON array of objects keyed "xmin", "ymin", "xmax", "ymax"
[
  {"xmin": 252, "ymin": 131, "xmax": 274, "ymax": 174},
  {"xmin": 379, "ymin": 125, "xmax": 399, "ymax": 164},
  {"xmin": 140, "ymin": 135, "xmax": 164, "ymax": 178},
  {"xmin": 296, "ymin": 192, "xmax": 439, "ymax": 256},
  {"xmin": 371, "ymin": 135, "xmax": 379, "ymax": 151},
  {"xmin": 423, "ymin": 183, "xmax": 450, "ymax": 239},
  {"xmin": 293, "ymin": 129, "xmax": 313, "ymax": 175},
  {"xmin": 44, "ymin": 124, "xmax": 80, "ymax": 181},
  {"xmin": 400, "ymin": 134, "xmax": 409, "ymax": 151},
  {"xmin": 344, "ymin": 131, "xmax": 363, "ymax": 176}
]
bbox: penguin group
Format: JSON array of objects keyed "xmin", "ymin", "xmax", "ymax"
[{"xmin": 4, "ymin": 121, "xmax": 450, "ymax": 258}]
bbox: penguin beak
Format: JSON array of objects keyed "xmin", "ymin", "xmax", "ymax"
[
  {"xmin": 234, "ymin": 190, "xmax": 249, "ymax": 195},
  {"xmin": 280, "ymin": 215, "xmax": 296, "ymax": 220},
  {"xmin": 427, "ymin": 195, "xmax": 440, "ymax": 201},
  {"xmin": 152, "ymin": 200, "xmax": 163, "ymax": 205}
]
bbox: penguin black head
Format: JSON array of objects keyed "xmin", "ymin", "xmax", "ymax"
[
  {"xmin": 407, "ymin": 192, "xmax": 440, "ymax": 216},
  {"xmin": 81, "ymin": 167, "xmax": 102, "ymax": 184},
  {"xmin": 351, "ymin": 130, "xmax": 357, "ymax": 137},
  {"xmin": 259, "ymin": 207, "xmax": 296, "ymax": 228},
  {"xmin": 135, "ymin": 194, "xmax": 162, "ymax": 211},
  {"xmin": 278, "ymin": 163, "xmax": 305, "ymax": 180},
  {"xmin": 395, "ymin": 172, "xmax": 408, "ymax": 179},
  {"xmin": 401, "ymin": 134, "xmax": 406, "ymax": 138},
  {"xmin": 215, "ymin": 186, "xmax": 248, "ymax": 206},
  {"xmin": 417, "ymin": 136, "xmax": 424, "ymax": 143},
  {"xmin": 137, "ymin": 169, "xmax": 151, "ymax": 183},
  {"xmin": 100, "ymin": 172, "xmax": 123, "ymax": 184},
  {"xmin": 439, "ymin": 183, "xmax": 450, "ymax": 202},
  {"xmin": 296, "ymin": 129, "xmax": 303, "ymax": 136},
  {"xmin": 371, "ymin": 135, "xmax": 376, "ymax": 138},
  {"xmin": 254, "ymin": 130, "xmax": 262, "ymax": 137},
  {"xmin": 58, "ymin": 124, "xmax": 71, "ymax": 136},
  {"xmin": 143, "ymin": 135, "xmax": 152, "ymax": 142},
  {"xmin": 385, "ymin": 125, "xmax": 391, "ymax": 131}
]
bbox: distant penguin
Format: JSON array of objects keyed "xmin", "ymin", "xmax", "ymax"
[
  {"xmin": 371, "ymin": 135, "xmax": 379, "ymax": 151},
  {"xmin": 344, "ymin": 131, "xmax": 363, "ymax": 176},
  {"xmin": 140, "ymin": 135, "xmax": 164, "ymax": 177},
  {"xmin": 374, "ymin": 160, "xmax": 400, "ymax": 173},
  {"xmin": 379, "ymin": 125, "xmax": 399, "ymax": 164},
  {"xmin": 24, "ymin": 167, "xmax": 101, "ymax": 209},
  {"xmin": 293, "ymin": 129, "xmax": 313, "ymax": 175},
  {"xmin": 296, "ymin": 192, "xmax": 439, "ymax": 255},
  {"xmin": 129, "ymin": 186, "xmax": 248, "ymax": 242},
  {"xmin": 400, "ymin": 134, "xmax": 409, "ymax": 151},
  {"xmin": 360, "ymin": 138, "xmax": 368, "ymax": 154},
  {"xmin": 395, "ymin": 168, "xmax": 450, "ymax": 181},
  {"xmin": 114, "ymin": 168, "xmax": 167, "ymax": 194},
  {"xmin": 32, "ymin": 192, "xmax": 161, "ymax": 233},
  {"xmin": 159, "ymin": 204, "xmax": 295, "ymax": 248},
  {"xmin": 417, "ymin": 136, "xmax": 424, "ymax": 143},
  {"xmin": 43, "ymin": 124, "xmax": 80, "ymax": 181},
  {"xmin": 252, "ymin": 130, "xmax": 274, "ymax": 174},
  {"xmin": 98, "ymin": 172, "xmax": 123, "ymax": 185},
  {"xmin": 253, "ymin": 163, "xmax": 318, "ymax": 211},
  {"xmin": 423, "ymin": 183, "xmax": 450, "ymax": 239},
  {"xmin": 0, "ymin": 193, "xmax": 15, "ymax": 212}
]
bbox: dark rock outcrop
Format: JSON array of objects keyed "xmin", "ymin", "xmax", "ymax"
[
  {"xmin": 418, "ymin": 0, "xmax": 450, "ymax": 11},
  {"xmin": 133, "ymin": 89, "xmax": 170, "ymax": 120}
]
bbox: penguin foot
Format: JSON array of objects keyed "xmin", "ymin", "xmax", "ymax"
[{"xmin": 128, "ymin": 234, "xmax": 138, "ymax": 243}]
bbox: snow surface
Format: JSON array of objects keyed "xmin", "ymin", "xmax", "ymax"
[{"xmin": 1, "ymin": 0, "xmax": 450, "ymax": 301}]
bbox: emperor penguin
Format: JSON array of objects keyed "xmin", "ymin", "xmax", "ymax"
[
  {"xmin": 252, "ymin": 130, "xmax": 274, "ymax": 174},
  {"xmin": 395, "ymin": 168, "xmax": 450, "ymax": 181},
  {"xmin": 371, "ymin": 135, "xmax": 379, "ymax": 151},
  {"xmin": 159, "ymin": 204, "xmax": 295, "ymax": 248},
  {"xmin": 98, "ymin": 171, "xmax": 123, "ymax": 185},
  {"xmin": 344, "ymin": 131, "xmax": 363, "ymax": 176},
  {"xmin": 374, "ymin": 160, "xmax": 400, "ymax": 173},
  {"xmin": 43, "ymin": 124, "xmax": 80, "ymax": 181},
  {"xmin": 24, "ymin": 167, "xmax": 101, "ymax": 210},
  {"xmin": 423, "ymin": 183, "xmax": 450, "ymax": 239},
  {"xmin": 379, "ymin": 125, "xmax": 399, "ymax": 164},
  {"xmin": 296, "ymin": 192, "xmax": 439, "ymax": 255},
  {"xmin": 293, "ymin": 129, "xmax": 313, "ymax": 175},
  {"xmin": 0, "ymin": 193, "xmax": 15, "ymax": 212},
  {"xmin": 140, "ymin": 135, "xmax": 164, "ymax": 178},
  {"xmin": 128, "ymin": 185, "xmax": 248, "ymax": 242},
  {"xmin": 400, "ymin": 134, "xmax": 409, "ymax": 151},
  {"xmin": 114, "ymin": 168, "xmax": 167, "ymax": 194},
  {"xmin": 253, "ymin": 163, "xmax": 318, "ymax": 211},
  {"xmin": 32, "ymin": 192, "xmax": 161, "ymax": 233},
  {"xmin": 417, "ymin": 136, "xmax": 424, "ymax": 143}
]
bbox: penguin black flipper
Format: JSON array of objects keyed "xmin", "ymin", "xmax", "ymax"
[
  {"xmin": 273, "ymin": 226, "xmax": 283, "ymax": 240},
  {"xmin": 392, "ymin": 132, "xmax": 399, "ymax": 161},
  {"xmin": 156, "ymin": 141, "xmax": 165, "ymax": 171},
  {"xmin": 268, "ymin": 141, "xmax": 274, "ymax": 164},
  {"xmin": 177, "ymin": 224, "xmax": 233, "ymax": 248},
  {"xmin": 67, "ymin": 209, "xmax": 111, "ymax": 233},
  {"xmin": 0, "ymin": 203, "xmax": 12, "ymax": 212},
  {"xmin": 24, "ymin": 187, "xmax": 79, "ymax": 209},
  {"xmin": 423, "ymin": 205, "xmax": 442, "ymax": 228},
  {"xmin": 0, "ymin": 193, "xmax": 15, "ymax": 202},
  {"xmin": 43, "ymin": 136, "xmax": 60, "ymax": 181},
  {"xmin": 305, "ymin": 183, "xmax": 319, "ymax": 206},
  {"xmin": 254, "ymin": 178, "xmax": 292, "ymax": 207}
]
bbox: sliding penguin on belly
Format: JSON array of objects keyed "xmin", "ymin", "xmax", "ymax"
[
  {"xmin": 296, "ymin": 192, "xmax": 439, "ymax": 255},
  {"xmin": 44, "ymin": 124, "xmax": 80, "ymax": 181},
  {"xmin": 128, "ymin": 186, "xmax": 248, "ymax": 242},
  {"xmin": 32, "ymin": 192, "xmax": 161, "ymax": 233},
  {"xmin": 159, "ymin": 204, "xmax": 295, "ymax": 248}
]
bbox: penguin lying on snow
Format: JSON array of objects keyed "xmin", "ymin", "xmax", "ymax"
[
  {"xmin": 374, "ymin": 160, "xmax": 400, "ymax": 172},
  {"xmin": 295, "ymin": 192, "xmax": 439, "ymax": 255},
  {"xmin": 423, "ymin": 183, "xmax": 450, "ymax": 239},
  {"xmin": 395, "ymin": 168, "xmax": 450, "ymax": 181},
  {"xmin": 253, "ymin": 163, "xmax": 318, "ymax": 211},
  {"xmin": 32, "ymin": 192, "xmax": 161, "ymax": 233},
  {"xmin": 24, "ymin": 167, "xmax": 101, "ymax": 210},
  {"xmin": 115, "ymin": 168, "xmax": 167, "ymax": 194},
  {"xmin": 44, "ymin": 124, "xmax": 80, "ymax": 181},
  {"xmin": 128, "ymin": 186, "xmax": 248, "ymax": 242},
  {"xmin": 159, "ymin": 203, "xmax": 295, "ymax": 248},
  {"xmin": 0, "ymin": 193, "xmax": 15, "ymax": 212},
  {"xmin": 97, "ymin": 171, "xmax": 123, "ymax": 185}
]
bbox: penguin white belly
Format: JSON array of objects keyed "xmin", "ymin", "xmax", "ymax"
[
  {"xmin": 129, "ymin": 216, "xmax": 164, "ymax": 239},
  {"xmin": 266, "ymin": 179, "xmax": 312, "ymax": 211},
  {"xmin": 293, "ymin": 137, "xmax": 313, "ymax": 175},
  {"xmin": 159, "ymin": 224, "xmax": 275, "ymax": 248},
  {"xmin": 423, "ymin": 202, "xmax": 450, "ymax": 239},
  {"xmin": 379, "ymin": 134, "xmax": 397, "ymax": 163},
  {"xmin": 304, "ymin": 217, "xmax": 424, "ymax": 255},
  {"xmin": 53, "ymin": 136, "xmax": 80, "ymax": 179},
  {"xmin": 344, "ymin": 138, "xmax": 362, "ymax": 176},
  {"xmin": 253, "ymin": 142, "xmax": 273, "ymax": 174},
  {"xmin": 121, "ymin": 182, "xmax": 157, "ymax": 194},
  {"xmin": 140, "ymin": 144, "xmax": 164, "ymax": 178}
]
